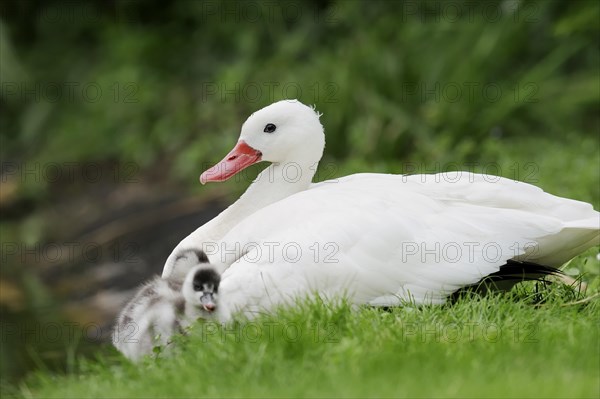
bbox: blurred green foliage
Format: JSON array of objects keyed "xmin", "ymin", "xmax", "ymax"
[
  {"xmin": 0, "ymin": 0, "xmax": 599, "ymax": 389},
  {"xmin": 1, "ymin": 1, "xmax": 598, "ymax": 189}
]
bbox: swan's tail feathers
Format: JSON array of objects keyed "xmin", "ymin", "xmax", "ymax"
[
  {"xmin": 450, "ymin": 260, "xmax": 562, "ymax": 302},
  {"xmin": 564, "ymin": 216, "xmax": 600, "ymax": 231},
  {"xmin": 532, "ymin": 219, "xmax": 599, "ymax": 266}
]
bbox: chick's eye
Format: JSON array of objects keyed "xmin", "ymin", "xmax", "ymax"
[{"xmin": 264, "ymin": 123, "xmax": 276, "ymax": 133}]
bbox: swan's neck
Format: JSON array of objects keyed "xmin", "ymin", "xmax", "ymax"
[
  {"xmin": 162, "ymin": 134, "xmax": 325, "ymax": 277},
  {"xmin": 197, "ymin": 159, "xmax": 318, "ymax": 241},
  {"xmin": 163, "ymin": 147, "xmax": 323, "ymax": 279}
]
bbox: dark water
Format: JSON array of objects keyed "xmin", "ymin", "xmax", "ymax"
[{"xmin": 1, "ymin": 186, "xmax": 227, "ymax": 383}]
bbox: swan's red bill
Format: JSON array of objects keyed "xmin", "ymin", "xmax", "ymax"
[{"xmin": 200, "ymin": 140, "xmax": 262, "ymax": 184}]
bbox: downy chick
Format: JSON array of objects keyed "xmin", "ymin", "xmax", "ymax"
[{"xmin": 112, "ymin": 250, "xmax": 220, "ymax": 361}]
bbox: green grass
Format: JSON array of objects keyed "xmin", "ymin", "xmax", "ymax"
[{"xmin": 11, "ymin": 256, "xmax": 600, "ymax": 399}]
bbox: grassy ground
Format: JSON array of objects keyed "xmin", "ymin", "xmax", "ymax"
[{"xmin": 12, "ymin": 264, "xmax": 600, "ymax": 399}]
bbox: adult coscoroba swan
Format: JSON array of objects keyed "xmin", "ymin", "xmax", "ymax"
[
  {"xmin": 162, "ymin": 99, "xmax": 325, "ymax": 279},
  {"xmin": 164, "ymin": 100, "xmax": 599, "ymax": 321}
]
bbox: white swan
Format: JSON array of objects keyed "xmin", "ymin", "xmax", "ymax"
[
  {"xmin": 162, "ymin": 100, "xmax": 324, "ymax": 279},
  {"xmin": 164, "ymin": 100, "xmax": 599, "ymax": 321}
]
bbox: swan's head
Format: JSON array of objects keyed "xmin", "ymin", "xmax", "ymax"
[
  {"xmin": 200, "ymin": 99, "xmax": 324, "ymax": 183},
  {"xmin": 182, "ymin": 265, "xmax": 220, "ymax": 313}
]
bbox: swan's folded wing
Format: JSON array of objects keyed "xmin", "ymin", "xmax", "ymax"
[{"xmin": 216, "ymin": 173, "xmax": 599, "ymax": 317}]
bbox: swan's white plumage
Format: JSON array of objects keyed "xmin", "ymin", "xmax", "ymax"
[
  {"xmin": 161, "ymin": 99, "xmax": 599, "ymax": 322},
  {"xmin": 213, "ymin": 172, "xmax": 598, "ymax": 321}
]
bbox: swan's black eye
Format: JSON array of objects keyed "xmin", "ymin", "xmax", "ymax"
[{"xmin": 264, "ymin": 123, "xmax": 276, "ymax": 133}]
